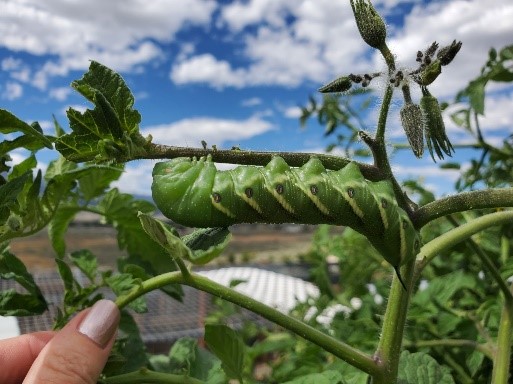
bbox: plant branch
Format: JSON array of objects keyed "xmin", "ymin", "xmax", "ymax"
[
  {"xmin": 115, "ymin": 271, "xmax": 380, "ymax": 376},
  {"xmin": 412, "ymin": 189, "xmax": 513, "ymax": 228},
  {"xmin": 373, "ymin": 258, "xmax": 415, "ymax": 383},
  {"xmin": 134, "ymin": 143, "xmax": 383, "ymax": 181},
  {"xmin": 417, "ymin": 211, "xmax": 513, "ymax": 270},
  {"xmin": 102, "ymin": 369, "xmax": 205, "ymax": 384},
  {"xmin": 491, "ymin": 283, "xmax": 513, "ymax": 384}
]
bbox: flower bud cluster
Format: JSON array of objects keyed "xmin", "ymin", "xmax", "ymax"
[
  {"xmin": 318, "ymin": 72, "xmax": 381, "ymax": 93},
  {"xmin": 412, "ymin": 41, "xmax": 462, "ymax": 86},
  {"xmin": 350, "ymin": 0, "xmax": 387, "ymax": 50},
  {"xmin": 421, "ymin": 88, "xmax": 454, "ymax": 161}
]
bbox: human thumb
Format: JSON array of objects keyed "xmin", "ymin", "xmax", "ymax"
[{"xmin": 23, "ymin": 299, "xmax": 120, "ymax": 384}]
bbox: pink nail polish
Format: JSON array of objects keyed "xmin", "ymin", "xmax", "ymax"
[{"xmin": 78, "ymin": 299, "xmax": 120, "ymax": 348}]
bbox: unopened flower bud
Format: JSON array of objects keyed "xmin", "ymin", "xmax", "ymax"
[
  {"xmin": 414, "ymin": 59, "xmax": 441, "ymax": 86},
  {"xmin": 350, "ymin": 0, "xmax": 387, "ymax": 49},
  {"xmin": 400, "ymin": 102, "xmax": 424, "ymax": 158},
  {"xmin": 420, "ymin": 88, "xmax": 454, "ymax": 161},
  {"xmin": 318, "ymin": 76, "xmax": 352, "ymax": 93},
  {"xmin": 437, "ymin": 40, "xmax": 462, "ymax": 66}
]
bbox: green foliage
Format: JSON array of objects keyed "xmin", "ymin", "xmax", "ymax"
[
  {"xmin": 55, "ymin": 61, "xmax": 149, "ymax": 163},
  {"xmin": 1, "ymin": 6, "xmax": 513, "ymax": 384},
  {"xmin": 398, "ymin": 351, "xmax": 455, "ymax": 384},
  {"xmin": 205, "ymin": 324, "xmax": 245, "ymax": 381},
  {"xmin": 0, "ymin": 247, "xmax": 47, "ymax": 316}
]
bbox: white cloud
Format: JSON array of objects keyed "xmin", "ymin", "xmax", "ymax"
[
  {"xmin": 283, "ymin": 106, "xmax": 302, "ymax": 119},
  {"xmin": 1, "ymin": 82, "xmax": 23, "ymax": 100},
  {"xmin": 142, "ymin": 115, "xmax": 275, "ymax": 147},
  {"xmin": 241, "ymin": 97, "xmax": 262, "ymax": 107},
  {"xmin": 0, "ymin": 0, "xmax": 216, "ymax": 88},
  {"xmin": 111, "ymin": 162, "xmax": 155, "ymax": 196},
  {"xmin": 171, "ymin": 53, "xmax": 246, "ymax": 88},
  {"xmin": 49, "ymin": 87, "xmax": 72, "ymax": 101}
]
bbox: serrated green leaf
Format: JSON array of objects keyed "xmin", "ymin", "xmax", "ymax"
[
  {"xmin": 117, "ymin": 310, "xmax": 149, "ymax": 372},
  {"xmin": 138, "ymin": 212, "xmax": 191, "ymax": 261},
  {"xmin": 282, "ymin": 370, "xmax": 345, "ymax": 384},
  {"xmin": 0, "ymin": 109, "xmax": 52, "ymax": 149},
  {"xmin": 0, "ymin": 171, "xmax": 32, "ymax": 222},
  {"xmin": 398, "ymin": 351, "xmax": 455, "ymax": 383},
  {"xmin": 48, "ymin": 206, "xmax": 81, "ymax": 257},
  {"xmin": 78, "ymin": 164, "xmax": 123, "ymax": 201},
  {"xmin": 71, "ymin": 61, "xmax": 141, "ymax": 134},
  {"xmin": 204, "ymin": 324, "xmax": 245, "ymax": 380},
  {"xmin": 55, "ymin": 257, "xmax": 75, "ymax": 293},
  {"xmin": 96, "ymin": 189, "xmax": 183, "ymax": 301},
  {"xmin": 0, "ymin": 249, "xmax": 47, "ymax": 316},
  {"xmin": 105, "ymin": 272, "xmax": 147, "ymax": 313},
  {"xmin": 182, "ymin": 227, "xmax": 231, "ymax": 264},
  {"xmin": 9, "ymin": 154, "xmax": 37, "ymax": 181},
  {"xmin": 165, "ymin": 338, "xmax": 198, "ymax": 373},
  {"xmin": 69, "ymin": 249, "xmax": 98, "ymax": 282},
  {"xmin": 466, "ymin": 78, "xmax": 486, "ymax": 115},
  {"xmin": 55, "ymin": 61, "xmax": 143, "ymax": 162}
]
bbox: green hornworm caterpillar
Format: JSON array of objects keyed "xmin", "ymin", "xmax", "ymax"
[{"xmin": 152, "ymin": 156, "xmax": 421, "ymax": 285}]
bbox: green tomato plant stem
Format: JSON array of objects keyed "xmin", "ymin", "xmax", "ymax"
[
  {"xmin": 412, "ymin": 188, "xmax": 513, "ymax": 228},
  {"xmin": 373, "ymin": 258, "xmax": 416, "ymax": 384},
  {"xmin": 137, "ymin": 143, "xmax": 383, "ymax": 181},
  {"xmin": 102, "ymin": 368, "xmax": 205, "ymax": 384},
  {"xmin": 491, "ymin": 283, "xmax": 513, "ymax": 384},
  {"xmin": 115, "ymin": 271, "xmax": 380, "ymax": 377},
  {"xmin": 446, "ymin": 215, "xmax": 513, "ymax": 306},
  {"xmin": 417, "ymin": 211, "xmax": 513, "ymax": 270}
]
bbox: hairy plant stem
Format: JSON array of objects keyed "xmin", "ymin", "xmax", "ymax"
[
  {"xmin": 491, "ymin": 283, "xmax": 513, "ymax": 384},
  {"xmin": 373, "ymin": 258, "xmax": 415, "ymax": 384},
  {"xmin": 412, "ymin": 188, "xmax": 513, "ymax": 228},
  {"xmin": 102, "ymin": 369, "xmax": 204, "ymax": 384},
  {"xmin": 418, "ymin": 211, "xmax": 513, "ymax": 269},
  {"xmin": 136, "ymin": 143, "xmax": 383, "ymax": 181},
  {"xmin": 446, "ymin": 216, "xmax": 513, "ymax": 306},
  {"xmin": 491, "ymin": 235, "xmax": 513, "ymax": 383},
  {"xmin": 115, "ymin": 271, "xmax": 380, "ymax": 376}
]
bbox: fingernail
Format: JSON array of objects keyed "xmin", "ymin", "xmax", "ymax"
[{"xmin": 78, "ymin": 299, "xmax": 120, "ymax": 348}]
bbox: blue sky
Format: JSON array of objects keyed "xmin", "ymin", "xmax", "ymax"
[{"xmin": 1, "ymin": 0, "xmax": 512, "ymax": 198}]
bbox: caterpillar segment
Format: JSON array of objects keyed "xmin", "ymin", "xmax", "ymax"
[{"xmin": 152, "ymin": 155, "xmax": 421, "ymax": 286}]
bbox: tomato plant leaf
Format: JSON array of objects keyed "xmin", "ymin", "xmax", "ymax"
[
  {"xmin": 69, "ymin": 249, "xmax": 98, "ymax": 283},
  {"xmin": 105, "ymin": 272, "xmax": 147, "ymax": 313},
  {"xmin": 398, "ymin": 351, "xmax": 455, "ymax": 383},
  {"xmin": 96, "ymin": 190, "xmax": 183, "ymax": 301},
  {"xmin": 48, "ymin": 206, "xmax": 81, "ymax": 258},
  {"xmin": 0, "ymin": 249, "xmax": 47, "ymax": 316},
  {"xmin": 182, "ymin": 227, "xmax": 232, "ymax": 265},
  {"xmin": 204, "ymin": 324, "xmax": 245, "ymax": 381},
  {"xmin": 116, "ymin": 310, "xmax": 149, "ymax": 372},
  {"xmin": 55, "ymin": 61, "xmax": 148, "ymax": 162},
  {"xmin": 282, "ymin": 370, "xmax": 345, "ymax": 384},
  {"xmin": 0, "ymin": 109, "xmax": 53, "ymax": 149}
]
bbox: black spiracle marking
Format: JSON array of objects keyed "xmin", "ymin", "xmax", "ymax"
[
  {"xmin": 347, "ymin": 187, "xmax": 355, "ymax": 198},
  {"xmin": 245, "ymin": 187, "xmax": 253, "ymax": 198},
  {"xmin": 275, "ymin": 184, "xmax": 284, "ymax": 194},
  {"xmin": 402, "ymin": 220, "xmax": 408, "ymax": 229},
  {"xmin": 381, "ymin": 199, "xmax": 388, "ymax": 208},
  {"xmin": 414, "ymin": 239, "xmax": 420, "ymax": 250},
  {"xmin": 212, "ymin": 192, "xmax": 222, "ymax": 203},
  {"xmin": 310, "ymin": 185, "xmax": 318, "ymax": 195}
]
